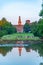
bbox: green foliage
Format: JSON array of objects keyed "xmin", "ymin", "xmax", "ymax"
[
  {"xmin": 1, "ymin": 33, "xmax": 40, "ymax": 41},
  {"xmin": 0, "ymin": 30, "xmax": 7, "ymax": 37},
  {"xmin": 31, "ymin": 19, "xmax": 43, "ymax": 38},
  {"xmin": 0, "ymin": 17, "xmax": 17, "ymax": 37},
  {"xmin": 39, "ymin": 3, "xmax": 43, "ymax": 18},
  {"xmin": 37, "ymin": 19, "xmax": 43, "ymax": 38},
  {"xmin": 23, "ymin": 23, "xmax": 31, "ymax": 33},
  {"xmin": 30, "ymin": 21, "xmax": 38, "ymax": 36},
  {"xmin": 38, "ymin": 18, "xmax": 43, "ymax": 24},
  {"xmin": 31, "ymin": 43, "xmax": 43, "ymax": 57},
  {"xmin": 1, "ymin": 22, "xmax": 17, "ymax": 34},
  {"xmin": 39, "ymin": 10, "xmax": 43, "ymax": 18}
]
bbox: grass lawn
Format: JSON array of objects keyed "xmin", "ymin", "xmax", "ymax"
[{"xmin": 1, "ymin": 33, "xmax": 40, "ymax": 41}]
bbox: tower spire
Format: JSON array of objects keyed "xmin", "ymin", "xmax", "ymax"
[{"xmin": 18, "ymin": 16, "xmax": 22, "ymax": 25}]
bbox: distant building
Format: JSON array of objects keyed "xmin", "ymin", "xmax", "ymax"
[
  {"xmin": 14, "ymin": 16, "xmax": 30, "ymax": 33},
  {"xmin": 14, "ymin": 16, "xmax": 23, "ymax": 33},
  {"xmin": 26, "ymin": 20, "xmax": 30, "ymax": 24}
]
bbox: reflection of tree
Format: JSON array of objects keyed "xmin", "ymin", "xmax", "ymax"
[
  {"xmin": 25, "ymin": 45, "xmax": 31, "ymax": 52},
  {"xmin": 25, "ymin": 42, "xmax": 43, "ymax": 57},
  {"xmin": 0, "ymin": 42, "xmax": 43, "ymax": 57},
  {"xmin": 0, "ymin": 47, "xmax": 13, "ymax": 56},
  {"xmin": 31, "ymin": 43, "xmax": 43, "ymax": 57},
  {"xmin": 40, "ymin": 63, "xmax": 43, "ymax": 65}
]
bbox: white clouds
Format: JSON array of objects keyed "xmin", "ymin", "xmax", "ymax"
[{"xmin": 0, "ymin": 1, "xmax": 42, "ymax": 24}]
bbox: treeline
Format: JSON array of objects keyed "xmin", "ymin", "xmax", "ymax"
[
  {"xmin": 23, "ymin": 3, "xmax": 43, "ymax": 38},
  {"xmin": 0, "ymin": 18, "xmax": 17, "ymax": 37},
  {"xmin": 31, "ymin": 18, "xmax": 43, "ymax": 38},
  {"xmin": 23, "ymin": 18, "xmax": 43, "ymax": 38},
  {"xmin": 0, "ymin": 17, "xmax": 43, "ymax": 38}
]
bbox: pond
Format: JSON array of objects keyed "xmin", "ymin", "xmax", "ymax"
[{"xmin": 0, "ymin": 41, "xmax": 43, "ymax": 65}]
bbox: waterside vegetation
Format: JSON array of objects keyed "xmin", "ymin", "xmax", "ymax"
[{"xmin": 1, "ymin": 33, "xmax": 40, "ymax": 41}]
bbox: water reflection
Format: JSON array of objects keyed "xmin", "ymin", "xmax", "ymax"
[
  {"xmin": 40, "ymin": 63, "xmax": 43, "ymax": 65},
  {"xmin": 0, "ymin": 47, "xmax": 13, "ymax": 56},
  {"xmin": 0, "ymin": 43, "xmax": 43, "ymax": 57},
  {"xmin": 30, "ymin": 43, "xmax": 43, "ymax": 57},
  {"xmin": 18, "ymin": 47, "xmax": 22, "ymax": 56},
  {"xmin": 0, "ymin": 42, "xmax": 43, "ymax": 65}
]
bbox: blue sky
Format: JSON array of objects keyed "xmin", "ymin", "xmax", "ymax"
[{"xmin": 0, "ymin": 0, "xmax": 42, "ymax": 24}]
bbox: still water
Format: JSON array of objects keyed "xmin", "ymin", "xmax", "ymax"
[{"xmin": 0, "ymin": 42, "xmax": 43, "ymax": 65}]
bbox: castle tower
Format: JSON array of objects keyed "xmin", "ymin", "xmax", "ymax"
[
  {"xmin": 18, "ymin": 16, "xmax": 22, "ymax": 25},
  {"xmin": 26, "ymin": 20, "xmax": 30, "ymax": 24}
]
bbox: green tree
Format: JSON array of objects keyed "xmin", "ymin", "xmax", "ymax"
[
  {"xmin": 37, "ymin": 19, "xmax": 43, "ymax": 38},
  {"xmin": 30, "ymin": 21, "xmax": 38, "ymax": 36},
  {"xmin": 0, "ymin": 30, "xmax": 7, "ymax": 37},
  {"xmin": 31, "ymin": 20, "xmax": 43, "ymax": 38},
  {"xmin": 39, "ymin": 2, "xmax": 43, "ymax": 18},
  {"xmin": 23, "ymin": 23, "xmax": 31, "ymax": 33},
  {"xmin": 2, "ymin": 22, "xmax": 17, "ymax": 34},
  {"xmin": 39, "ymin": 10, "xmax": 43, "ymax": 18},
  {"xmin": 0, "ymin": 17, "xmax": 17, "ymax": 37}
]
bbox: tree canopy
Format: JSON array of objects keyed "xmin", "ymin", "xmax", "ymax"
[
  {"xmin": 0, "ymin": 17, "xmax": 17, "ymax": 37},
  {"xmin": 23, "ymin": 23, "xmax": 31, "ymax": 33}
]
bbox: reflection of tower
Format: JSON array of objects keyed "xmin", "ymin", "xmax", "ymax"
[
  {"xmin": 18, "ymin": 47, "xmax": 22, "ymax": 56},
  {"xmin": 18, "ymin": 16, "xmax": 22, "ymax": 25}
]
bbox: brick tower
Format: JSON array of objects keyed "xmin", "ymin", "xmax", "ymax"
[{"xmin": 18, "ymin": 16, "xmax": 22, "ymax": 25}]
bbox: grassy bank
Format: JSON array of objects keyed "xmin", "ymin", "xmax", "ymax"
[{"xmin": 1, "ymin": 33, "xmax": 40, "ymax": 41}]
